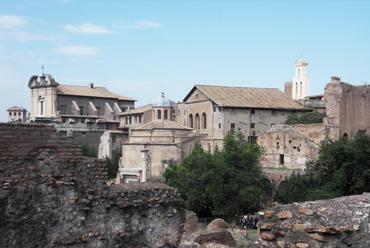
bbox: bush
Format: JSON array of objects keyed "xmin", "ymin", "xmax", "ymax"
[
  {"xmin": 108, "ymin": 150, "xmax": 120, "ymax": 179},
  {"xmin": 164, "ymin": 130, "xmax": 273, "ymax": 217},
  {"xmin": 275, "ymin": 132, "xmax": 370, "ymax": 203},
  {"xmin": 82, "ymin": 144, "xmax": 97, "ymax": 157},
  {"xmin": 285, "ymin": 111, "xmax": 325, "ymax": 125}
]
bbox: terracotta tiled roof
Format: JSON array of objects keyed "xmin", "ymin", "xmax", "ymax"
[
  {"xmin": 57, "ymin": 85, "xmax": 135, "ymax": 101},
  {"xmin": 185, "ymin": 85, "xmax": 303, "ymax": 109},
  {"xmin": 133, "ymin": 120, "xmax": 192, "ymax": 131}
]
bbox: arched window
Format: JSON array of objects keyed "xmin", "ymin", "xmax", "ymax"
[
  {"xmin": 201, "ymin": 113, "xmax": 207, "ymax": 129},
  {"xmin": 300, "ymin": 82, "xmax": 303, "ymax": 97},
  {"xmin": 189, "ymin": 114, "xmax": 193, "ymax": 128},
  {"xmin": 343, "ymin": 133, "xmax": 349, "ymax": 139},
  {"xmin": 157, "ymin": 109, "xmax": 161, "ymax": 119},
  {"xmin": 164, "ymin": 109, "xmax": 168, "ymax": 120},
  {"xmin": 195, "ymin": 113, "xmax": 200, "ymax": 130}
]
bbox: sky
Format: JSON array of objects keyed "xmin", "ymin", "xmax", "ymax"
[{"xmin": 1, "ymin": 0, "xmax": 370, "ymax": 121}]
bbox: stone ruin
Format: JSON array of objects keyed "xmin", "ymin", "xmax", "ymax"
[
  {"xmin": 258, "ymin": 193, "xmax": 370, "ymax": 248},
  {"xmin": 0, "ymin": 123, "xmax": 184, "ymax": 248}
]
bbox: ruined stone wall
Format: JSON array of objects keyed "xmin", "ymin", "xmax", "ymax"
[
  {"xmin": 0, "ymin": 123, "xmax": 184, "ymax": 248},
  {"xmin": 325, "ymin": 77, "xmax": 370, "ymax": 139},
  {"xmin": 292, "ymin": 123, "xmax": 325, "ymax": 145},
  {"xmin": 258, "ymin": 193, "xmax": 370, "ymax": 248}
]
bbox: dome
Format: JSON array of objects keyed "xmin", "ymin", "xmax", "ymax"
[{"xmin": 152, "ymin": 92, "xmax": 175, "ymax": 107}]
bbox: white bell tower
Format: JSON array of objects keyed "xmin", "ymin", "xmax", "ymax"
[{"xmin": 292, "ymin": 59, "xmax": 309, "ymax": 100}]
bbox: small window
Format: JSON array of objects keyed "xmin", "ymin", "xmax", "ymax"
[
  {"xmin": 230, "ymin": 123, "xmax": 235, "ymax": 129},
  {"xmin": 79, "ymin": 106, "xmax": 84, "ymax": 115},
  {"xmin": 9, "ymin": 112, "xmax": 12, "ymax": 116},
  {"xmin": 279, "ymin": 154, "xmax": 284, "ymax": 165},
  {"xmin": 96, "ymin": 106, "xmax": 101, "ymax": 116},
  {"xmin": 276, "ymin": 142, "xmax": 280, "ymax": 149},
  {"xmin": 213, "ymin": 106, "xmax": 217, "ymax": 112},
  {"xmin": 271, "ymin": 123, "xmax": 275, "ymax": 127},
  {"xmin": 138, "ymin": 115, "xmax": 142, "ymax": 123},
  {"xmin": 112, "ymin": 136, "xmax": 116, "ymax": 143},
  {"xmin": 164, "ymin": 110, "xmax": 168, "ymax": 120},
  {"xmin": 251, "ymin": 108, "xmax": 255, "ymax": 114},
  {"xmin": 219, "ymin": 107, "xmax": 221, "ymax": 111},
  {"xmin": 81, "ymin": 131, "xmax": 86, "ymax": 136},
  {"xmin": 218, "ymin": 123, "xmax": 221, "ymax": 129},
  {"xmin": 18, "ymin": 112, "xmax": 21, "ymax": 116},
  {"xmin": 250, "ymin": 123, "xmax": 255, "ymax": 128},
  {"xmin": 157, "ymin": 109, "xmax": 162, "ymax": 119}
]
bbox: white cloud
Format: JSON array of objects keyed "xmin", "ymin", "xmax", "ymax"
[
  {"xmin": 117, "ymin": 20, "xmax": 161, "ymax": 30},
  {"xmin": 56, "ymin": 45, "xmax": 98, "ymax": 56},
  {"xmin": 62, "ymin": 23, "xmax": 113, "ymax": 34},
  {"xmin": 0, "ymin": 15, "xmax": 26, "ymax": 29}
]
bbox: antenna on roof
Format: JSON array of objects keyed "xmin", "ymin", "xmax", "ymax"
[{"xmin": 41, "ymin": 64, "xmax": 45, "ymax": 75}]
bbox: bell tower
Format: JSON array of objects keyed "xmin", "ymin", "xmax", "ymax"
[{"xmin": 292, "ymin": 59, "xmax": 309, "ymax": 100}]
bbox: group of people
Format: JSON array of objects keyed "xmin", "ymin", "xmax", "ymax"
[{"xmin": 241, "ymin": 214, "xmax": 258, "ymax": 229}]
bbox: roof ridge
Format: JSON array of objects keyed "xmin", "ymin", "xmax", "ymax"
[{"xmin": 195, "ymin": 84, "xmax": 280, "ymax": 90}]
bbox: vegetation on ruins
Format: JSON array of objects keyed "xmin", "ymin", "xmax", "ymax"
[
  {"xmin": 275, "ymin": 133, "xmax": 370, "ymax": 203},
  {"xmin": 81, "ymin": 144, "xmax": 97, "ymax": 157},
  {"xmin": 285, "ymin": 111, "xmax": 325, "ymax": 125},
  {"xmin": 108, "ymin": 150, "xmax": 120, "ymax": 179},
  {"xmin": 164, "ymin": 130, "xmax": 272, "ymax": 217}
]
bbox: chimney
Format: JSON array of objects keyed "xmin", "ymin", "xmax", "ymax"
[
  {"xmin": 331, "ymin": 76, "xmax": 341, "ymax": 82},
  {"xmin": 89, "ymin": 83, "xmax": 94, "ymax": 88}
]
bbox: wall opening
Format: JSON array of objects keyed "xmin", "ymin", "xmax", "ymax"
[{"xmin": 279, "ymin": 154, "xmax": 284, "ymax": 165}]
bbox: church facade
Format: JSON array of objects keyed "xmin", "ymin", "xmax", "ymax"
[{"xmin": 28, "ymin": 73, "xmax": 135, "ymax": 126}]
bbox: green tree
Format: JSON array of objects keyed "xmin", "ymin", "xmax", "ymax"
[
  {"xmin": 285, "ymin": 111, "xmax": 326, "ymax": 125},
  {"xmin": 275, "ymin": 133, "xmax": 370, "ymax": 203},
  {"xmin": 164, "ymin": 130, "xmax": 272, "ymax": 217}
]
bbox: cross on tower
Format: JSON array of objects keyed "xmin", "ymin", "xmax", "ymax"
[{"xmin": 41, "ymin": 64, "xmax": 45, "ymax": 75}]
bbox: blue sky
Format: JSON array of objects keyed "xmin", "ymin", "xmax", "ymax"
[{"xmin": 1, "ymin": 0, "xmax": 370, "ymax": 121}]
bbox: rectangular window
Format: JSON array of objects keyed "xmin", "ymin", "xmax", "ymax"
[
  {"xmin": 18, "ymin": 112, "xmax": 21, "ymax": 116},
  {"xmin": 279, "ymin": 154, "xmax": 284, "ymax": 165},
  {"xmin": 271, "ymin": 123, "xmax": 275, "ymax": 127},
  {"xmin": 40, "ymin": 101, "xmax": 44, "ymax": 115},
  {"xmin": 218, "ymin": 123, "xmax": 221, "ymax": 129},
  {"xmin": 139, "ymin": 115, "xmax": 142, "ymax": 123},
  {"xmin": 9, "ymin": 112, "xmax": 12, "ymax": 116},
  {"xmin": 251, "ymin": 108, "xmax": 255, "ymax": 114},
  {"xmin": 213, "ymin": 106, "xmax": 217, "ymax": 112},
  {"xmin": 79, "ymin": 106, "xmax": 84, "ymax": 115},
  {"xmin": 230, "ymin": 123, "xmax": 235, "ymax": 129},
  {"xmin": 112, "ymin": 135, "xmax": 116, "ymax": 143},
  {"xmin": 219, "ymin": 107, "xmax": 222, "ymax": 111},
  {"xmin": 250, "ymin": 123, "xmax": 255, "ymax": 128}
]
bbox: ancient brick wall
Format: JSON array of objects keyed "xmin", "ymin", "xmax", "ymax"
[
  {"xmin": 258, "ymin": 193, "xmax": 370, "ymax": 247},
  {"xmin": 0, "ymin": 123, "xmax": 184, "ymax": 248},
  {"xmin": 292, "ymin": 123, "xmax": 325, "ymax": 145},
  {"xmin": 324, "ymin": 77, "xmax": 370, "ymax": 139}
]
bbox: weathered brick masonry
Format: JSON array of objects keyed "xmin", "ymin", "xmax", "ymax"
[{"xmin": 0, "ymin": 123, "xmax": 184, "ymax": 248}]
